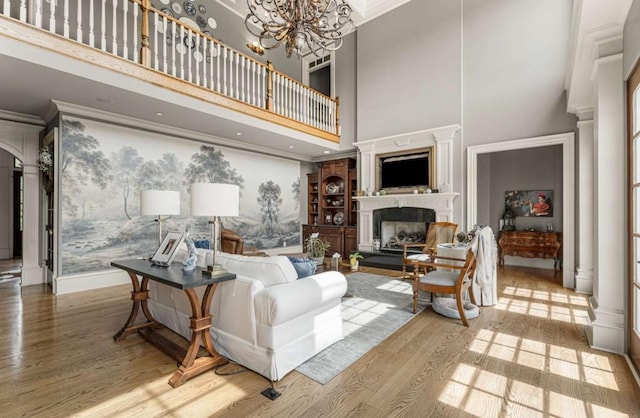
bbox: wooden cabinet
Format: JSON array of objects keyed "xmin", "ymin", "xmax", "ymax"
[
  {"xmin": 319, "ymin": 158, "xmax": 357, "ymax": 227},
  {"xmin": 304, "ymin": 158, "xmax": 358, "ymax": 257},
  {"xmin": 303, "ymin": 224, "xmax": 357, "ymax": 257},
  {"xmin": 498, "ymin": 231, "xmax": 562, "ymax": 269},
  {"xmin": 307, "ymin": 172, "xmax": 320, "ymax": 224}
]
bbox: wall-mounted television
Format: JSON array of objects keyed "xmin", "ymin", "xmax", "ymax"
[{"xmin": 376, "ymin": 147, "xmax": 435, "ymax": 193}]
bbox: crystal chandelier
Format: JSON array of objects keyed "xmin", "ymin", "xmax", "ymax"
[{"xmin": 245, "ymin": 0, "xmax": 354, "ymax": 58}]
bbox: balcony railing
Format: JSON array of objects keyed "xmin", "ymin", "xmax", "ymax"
[{"xmin": 0, "ymin": 0, "xmax": 339, "ymax": 138}]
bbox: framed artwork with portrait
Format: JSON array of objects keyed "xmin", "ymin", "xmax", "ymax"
[{"xmin": 505, "ymin": 190, "xmax": 553, "ymax": 217}]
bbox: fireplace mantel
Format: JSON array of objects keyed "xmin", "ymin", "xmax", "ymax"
[{"xmin": 354, "ymin": 192, "xmax": 459, "ymax": 252}]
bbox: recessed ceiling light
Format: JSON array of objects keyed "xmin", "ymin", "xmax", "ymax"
[
  {"xmin": 154, "ymin": 112, "xmax": 164, "ymax": 116},
  {"xmin": 236, "ymin": 132, "xmax": 242, "ymax": 136},
  {"xmin": 323, "ymin": 150, "xmax": 331, "ymax": 154},
  {"xmin": 96, "ymin": 97, "xmax": 114, "ymax": 104},
  {"xmin": 289, "ymin": 145, "xmax": 294, "ymax": 149}
]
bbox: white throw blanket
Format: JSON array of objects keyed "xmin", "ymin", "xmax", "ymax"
[{"xmin": 469, "ymin": 226, "xmax": 498, "ymax": 306}]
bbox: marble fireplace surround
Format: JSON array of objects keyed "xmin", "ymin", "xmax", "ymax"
[{"xmin": 353, "ymin": 125, "xmax": 460, "ymax": 252}]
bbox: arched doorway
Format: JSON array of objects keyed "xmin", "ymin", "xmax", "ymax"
[{"xmin": 0, "ymin": 117, "xmax": 45, "ymax": 286}]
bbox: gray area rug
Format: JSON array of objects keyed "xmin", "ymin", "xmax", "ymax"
[{"xmin": 295, "ymin": 272, "xmax": 426, "ymax": 384}]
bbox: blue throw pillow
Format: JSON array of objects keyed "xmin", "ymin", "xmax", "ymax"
[
  {"xmin": 287, "ymin": 256, "xmax": 318, "ymax": 279},
  {"xmin": 193, "ymin": 239, "xmax": 210, "ymax": 249}
]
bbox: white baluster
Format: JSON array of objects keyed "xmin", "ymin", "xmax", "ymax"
[
  {"xmin": 216, "ymin": 43, "xmax": 221, "ymax": 92},
  {"xmin": 251, "ymin": 61, "xmax": 256, "ymax": 106},
  {"xmin": 161, "ymin": 15, "xmax": 167, "ymax": 73},
  {"xmin": 89, "ymin": 1, "xmax": 95, "ymax": 47},
  {"xmin": 63, "ymin": 0, "xmax": 69, "ymax": 37},
  {"xmin": 76, "ymin": 0, "xmax": 82, "ymax": 42},
  {"xmin": 171, "ymin": 21, "xmax": 176, "ymax": 76},
  {"xmin": 2, "ymin": 0, "xmax": 9, "ymax": 17},
  {"xmin": 35, "ymin": 0, "xmax": 42, "ymax": 28},
  {"xmin": 199, "ymin": 35, "xmax": 204, "ymax": 87},
  {"xmin": 324, "ymin": 97, "xmax": 329, "ymax": 131},
  {"xmin": 303, "ymin": 88, "xmax": 309, "ymax": 124},
  {"xmin": 111, "ymin": 0, "xmax": 117, "ymax": 55},
  {"xmin": 187, "ymin": 29, "xmax": 192, "ymax": 83},
  {"xmin": 100, "ymin": 0, "xmax": 106, "ymax": 51},
  {"xmin": 19, "ymin": 0, "xmax": 26, "ymax": 22},
  {"xmin": 210, "ymin": 39, "xmax": 216, "ymax": 90},
  {"xmin": 241, "ymin": 56, "xmax": 246, "ymax": 102},
  {"xmin": 153, "ymin": 12, "xmax": 158, "ymax": 69},
  {"xmin": 180, "ymin": 26, "xmax": 185, "ymax": 80},
  {"xmin": 122, "ymin": 0, "xmax": 128, "ymax": 59},
  {"xmin": 235, "ymin": 53, "xmax": 240, "ymax": 99},
  {"xmin": 49, "ymin": 0, "xmax": 56, "ymax": 31},
  {"xmin": 223, "ymin": 47, "xmax": 227, "ymax": 96},
  {"xmin": 133, "ymin": 4, "xmax": 139, "ymax": 64},
  {"xmin": 195, "ymin": 34, "xmax": 200, "ymax": 85}
]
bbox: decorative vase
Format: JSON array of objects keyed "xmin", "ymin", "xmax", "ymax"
[{"xmin": 350, "ymin": 260, "xmax": 359, "ymax": 272}]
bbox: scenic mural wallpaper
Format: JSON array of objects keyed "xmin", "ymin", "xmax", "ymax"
[{"xmin": 60, "ymin": 116, "xmax": 301, "ymax": 275}]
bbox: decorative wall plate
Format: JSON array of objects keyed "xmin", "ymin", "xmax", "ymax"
[
  {"xmin": 207, "ymin": 17, "xmax": 217, "ymax": 29},
  {"xmin": 198, "ymin": 4, "xmax": 206, "ymax": 14},
  {"xmin": 196, "ymin": 15, "xmax": 206, "ymax": 29},
  {"xmin": 178, "ymin": 16, "xmax": 198, "ymax": 31},
  {"xmin": 333, "ymin": 212, "xmax": 344, "ymax": 225},
  {"xmin": 183, "ymin": 1, "xmax": 196, "ymax": 16},
  {"xmin": 171, "ymin": 2, "xmax": 182, "ymax": 14},
  {"xmin": 161, "ymin": 7, "xmax": 174, "ymax": 18},
  {"xmin": 326, "ymin": 183, "xmax": 339, "ymax": 194}
]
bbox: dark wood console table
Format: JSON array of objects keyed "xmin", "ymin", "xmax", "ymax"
[
  {"xmin": 498, "ymin": 231, "xmax": 562, "ymax": 270},
  {"xmin": 111, "ymin": 259, "xmax": 236, "ymax": 387}
]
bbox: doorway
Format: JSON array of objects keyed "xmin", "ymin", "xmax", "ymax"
[
  {"xmin": 13, "ymin": 165, "xmax": 22, "ymax": 258},
  {"xmin": 466, "ymin": 132, "xmax": 576, "ymax": 289},
  {"xmin": 302, "ymin": 52, "xmax": 335, "ymax": 98}
]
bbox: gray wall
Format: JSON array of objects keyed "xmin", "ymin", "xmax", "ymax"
[
  {"xmin": 478, "ymin": 145, "xmax": 563, "ymax": 234},
  {"xmin": 463, "ymin": 0, "xmax": 577, "ymax": 146},
  {"xmin": 336, "ymin": 32, "xmax": 357, "ymax": 148},
  {"xmin": 624, "ymin": 0, "xmax": 640, "ymax": 78},
  {"xmin": 356, "ymin": 0, "xmax": 462, "ymax": 140}
]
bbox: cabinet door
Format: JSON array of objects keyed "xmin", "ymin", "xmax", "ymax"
[
  {"xmin": 316, "ymin": 226, "xmax": 343, "ymax": 256},
  {"xmin": 344, "ymin": 227, "xmax": 358, "ymax": 255}
]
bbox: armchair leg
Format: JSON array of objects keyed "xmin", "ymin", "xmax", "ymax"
[{"xmin": 456, "ymin": 296, "xmax": 469, "ymax": 327}]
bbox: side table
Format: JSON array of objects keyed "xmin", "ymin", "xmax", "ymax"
[{"xmin": 111, "ymin": 259, "xmax": 236, "ymax": 387}]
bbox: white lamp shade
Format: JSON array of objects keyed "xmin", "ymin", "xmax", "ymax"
[
  {"xmin": 190, "ymin": 183, "xmax": 240, "ymax": 217},
  {"xmin": 140, "ymin": 190, "xmax": 181, "ymax": 216}
]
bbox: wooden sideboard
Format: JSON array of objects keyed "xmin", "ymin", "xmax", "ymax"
[{"xmin": 498, "ymin": 231, "xmax": 562, "ymax": 270}]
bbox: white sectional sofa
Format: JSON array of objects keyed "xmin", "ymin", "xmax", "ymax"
[{"xmin": 147, "ymin": 250, "xmax": 348, "ymax": 381}]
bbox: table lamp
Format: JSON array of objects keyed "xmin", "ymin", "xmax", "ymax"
[
  {"xmin": 190, "ymin": 183, "xmax": 240, "ymax": 276},
  {"xmin": 140, "ymin": 190, "xmax": 181, "ymax": 246}
]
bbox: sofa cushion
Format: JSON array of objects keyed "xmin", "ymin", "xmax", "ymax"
[
  {"xmin": 217, "ymin": 252, "xmax": 298, "ymax": 286},
  {"xmin": 286, "ymin": 256, "xmax": 317, "ymax": 279}
]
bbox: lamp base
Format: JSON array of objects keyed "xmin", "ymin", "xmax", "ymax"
[{"xmin": 202, "ymin": 264, "xmax": 228, "ymax": 277}]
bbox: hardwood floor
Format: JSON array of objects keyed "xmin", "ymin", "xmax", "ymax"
[{"xmin": 1, "ymin": 263, "xmax": 639, "ymax": 417}]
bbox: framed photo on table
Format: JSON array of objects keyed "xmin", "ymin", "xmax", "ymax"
[{"xmin": 151, "ymin": 232, "xmax": 185, "ymax": 266}]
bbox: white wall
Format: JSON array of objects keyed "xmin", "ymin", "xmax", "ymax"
[{"xmin": 0, "ymin": 148, "xmax": 13, "ymax": 259}]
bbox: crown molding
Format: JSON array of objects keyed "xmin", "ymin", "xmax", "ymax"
[{"xmin": 0, "ymin": 109, "xmax": 45, "ymax": 126}]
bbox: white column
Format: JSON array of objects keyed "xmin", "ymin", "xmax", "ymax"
[
  {"xmin": 433, "ymin": 126, "xmax": 458, "ymax": 192},
  {"xmin": 575, "ymin": 115, "xmax": 594, "ymax": 294},
  {"xmin": 587, "ymin": 54, "xmax": 625, "ymax": 353},
  {"xmin": 21, "ymin": 162, "xmax": 42, "ymax": 286}
]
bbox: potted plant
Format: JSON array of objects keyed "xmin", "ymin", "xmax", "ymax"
[
  {"xmin": 305, "ymin": 235, "xmax": 330, "ymax": 265},
  {"xmin": 349, "ymin": 252, "xmax": 363, "ymax": 271}
]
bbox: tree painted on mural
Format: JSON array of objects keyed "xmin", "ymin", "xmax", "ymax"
[
  {"xmin": 157, "ymin": 153, "xmax": 184, "ymax": 190},
  {"xmin": 111, "ymin": 146, "xmax": 143, "ymax": 220},
  {"xmin": 184, "ymin": 145, "xmax": 244, "ymax": 189},
  {"xmin": 257, "ymin": 180, "xmax": 282, "ymax": 235},
  {"xmin": 291, "ymin": 177, "xmax": 300, "ymax": 210},
  {"xmin": 61, "ymin": 119, "xmax": 111, "ymax": 217}
]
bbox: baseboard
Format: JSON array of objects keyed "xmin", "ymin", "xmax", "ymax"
[
  {"xmin": 502, "ymin": 256, "xmax": 555, "ymax": 270},
  {"xmin": 20, "ymin": 265, "xmax": 44, "ymax": 286},
  {"xmin": 55, "ymin": 269, "xmax": 129, "ymax": 294}
]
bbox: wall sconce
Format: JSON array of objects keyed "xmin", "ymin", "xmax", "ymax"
[{"xmin": 247, "ymin": 41, "xmax": 264, "ymax": 56}]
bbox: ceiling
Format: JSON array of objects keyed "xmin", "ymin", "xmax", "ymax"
[{"xmin": 0, "ymin": 0, "xmax": 411, "ymax": 161}]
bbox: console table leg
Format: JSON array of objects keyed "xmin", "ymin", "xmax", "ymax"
[
  {"xmin": 114, "ymin": 273, "xmax": 160, "ymax": 341},
  {"xmin": 168, "ymin": 284, "xmax": 227, "ymax": 387}
]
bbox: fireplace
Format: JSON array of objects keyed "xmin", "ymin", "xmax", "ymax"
[{"xmin": 373, "ymin": 207, "xmax": 435, "ymax": 251}]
